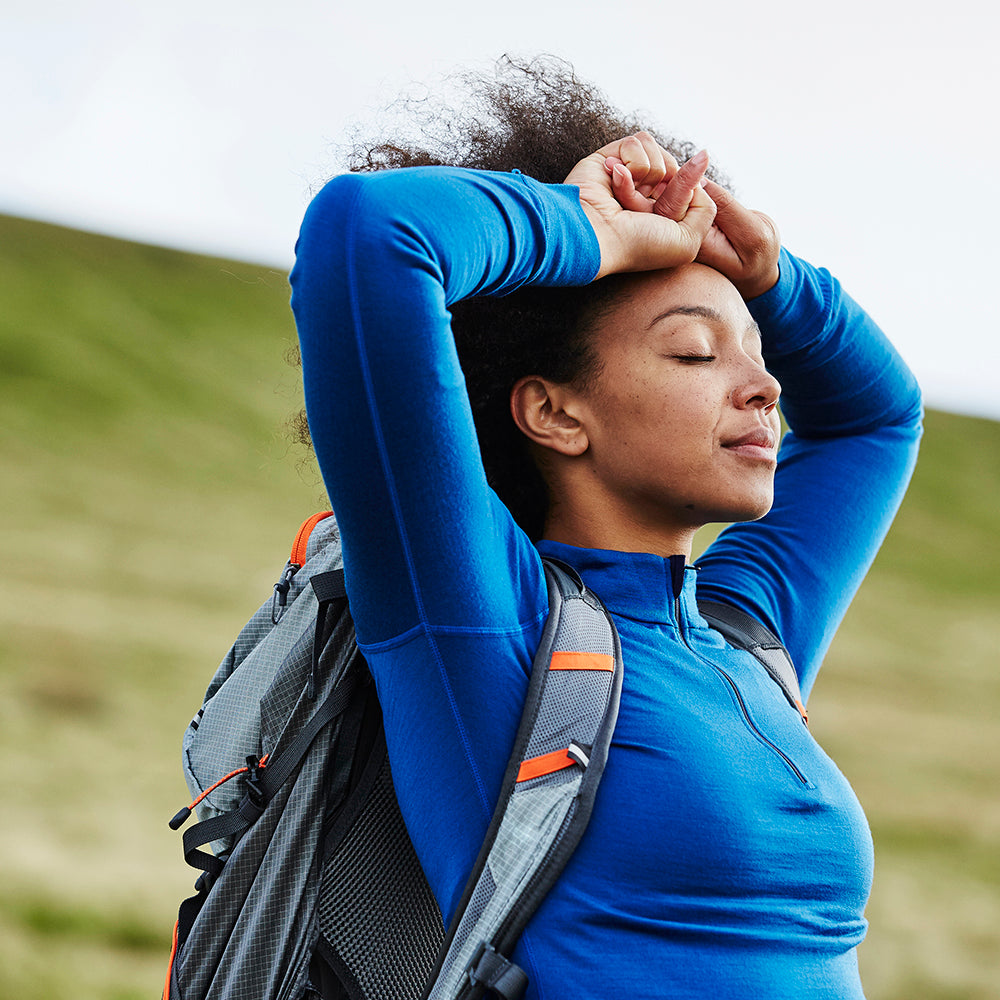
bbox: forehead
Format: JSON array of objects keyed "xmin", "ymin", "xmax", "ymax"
[{"xmin": 599, "ymin": 263, "xmax": 752, "ymax": 334}]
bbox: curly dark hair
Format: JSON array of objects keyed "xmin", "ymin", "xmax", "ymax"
[{"xmin": 296, "ymin": 55, "xmax": 721, "ymax": 539}]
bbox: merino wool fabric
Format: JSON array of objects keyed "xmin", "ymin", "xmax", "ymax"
[{"xmin": 291, "ymin": 166, "xmax": 923, "ymax": 999}]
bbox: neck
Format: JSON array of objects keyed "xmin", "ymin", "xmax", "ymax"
[{"xmin": 542, "ymin": 503, "xmax": 697, "ymax": 561}]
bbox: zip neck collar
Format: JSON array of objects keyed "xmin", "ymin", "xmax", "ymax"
[{"xmin": 536, "ymin": 539, "xmax": 700, "ymax": 627}]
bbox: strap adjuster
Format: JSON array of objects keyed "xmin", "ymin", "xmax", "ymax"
[{"xmin": 467, "ymin": 942, "xmax": 529, "ymax": 1000}]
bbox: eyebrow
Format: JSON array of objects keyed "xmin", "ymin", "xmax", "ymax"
[
  {"xmin": 647, "ymin": 305, "xmax": 722, "ymax": 329},
  {"xmin": 648, "ymin": 305, "xmax": 762, "ymax": 341}
]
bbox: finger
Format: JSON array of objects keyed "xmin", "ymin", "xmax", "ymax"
[
  {"xmin": 631, "ymin": 183, "xmax": 717, "ymax": 271},
  {"xmin": 678, "ymin": 183, "xmax": 718, "ymax": 246},
  {"xmin": 647, "ymin": 143, "xmax": 681, "ymax": 203},
  {"xmin": 652, "ymin": 150, "xmax": 710, "ymax": 221},
  {"xmin": 701, "ymin": 179, "xmax": 745, "ymax": 230},
  {"xmin": 647, "ymin": 178, "xmax": 669, "ymax": 203},
  {"xmin": 594, "ymin": 133, "xmax": 678, "ymax": 193},
  {"xmin": 606, "ymin": 152, "xmax": 673, "ymax": 202},
  {"xmin": 610, "ymin": 161, "xmax": 655, "ymax": 213},
  {"xmin": 617, "ymin": 135, "xmax": 653, "ymax": 190},
  {"xmin": 701, "ymin": 179, "xmax": 780, "ymax": 260},
  {"xmin": 632, "ymin": 131, "xmax": 669, "ymax": 198}
]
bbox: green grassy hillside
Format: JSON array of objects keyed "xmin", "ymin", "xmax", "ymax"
[{"xmin": 2, "ymin": 213, "xmax": 997, "ymax": 999}]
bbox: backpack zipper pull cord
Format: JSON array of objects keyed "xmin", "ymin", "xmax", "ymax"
[
  {"xmin": 168, "ymin": 753, "xmax": 270, "ymax": 829},
  {"xmin": 271, "ymin": 563, "xmax": 300, "ymax": 624}
]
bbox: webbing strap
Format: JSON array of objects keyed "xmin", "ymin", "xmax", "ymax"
[
  {"xmin": 309, "ymin": 570, "xmax": 348, "ymax": 699},
  {"xmin": 182, "ymin": 794, "xmax": 265, "ymax": 877},
  {"xmin": 311, "ymin": 569, "xmax": 347, "ymax": 603}
]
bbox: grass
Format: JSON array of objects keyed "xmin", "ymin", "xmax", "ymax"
[
  {"xmin": 2, "ymin": 212, "xmax": 998, "ymax": 998},
  {"xmin": 800, "ymin": 411, "xmax": 1000, "ymax": 997}
]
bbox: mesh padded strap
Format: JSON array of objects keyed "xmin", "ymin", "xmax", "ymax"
[{"xmin": 424, "ymin": 559, "xmax": 623, "ymax": 1000}]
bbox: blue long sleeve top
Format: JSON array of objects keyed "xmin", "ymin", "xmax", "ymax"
[{"xmin": 290, "ymin": 166, "xmax": 923, "ymax": 999}]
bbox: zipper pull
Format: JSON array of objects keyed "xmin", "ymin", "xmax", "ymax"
[{"xmin": 167, "ymin": 753, "xmax": 269, "ymax": 829}]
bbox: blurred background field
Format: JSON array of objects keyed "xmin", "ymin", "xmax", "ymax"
[{"xmin": 1, "ymin": 212, "xmax": 997, "ymax": 999}]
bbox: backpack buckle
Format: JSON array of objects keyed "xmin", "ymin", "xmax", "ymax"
[
  {"xmin": 244, "ymin": 755, "xmax": 267, "ymax": 807},
  {"xmin": 466, "ymin": 942, "xmax": 528, "ymax": 1000}
]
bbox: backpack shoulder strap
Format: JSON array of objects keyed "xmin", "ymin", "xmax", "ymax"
[
  {"xmin": 424, "ymin": 558, "xmax": 624, "ymax": 1000},
  {"xmin": 697, "ymin": 599, "xmax": 808, "ymax": 726}
]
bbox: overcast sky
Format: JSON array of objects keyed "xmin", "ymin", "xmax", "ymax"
[{"xmin": 4, "ymin": 0, "xmax": 998, "ymax": 419}]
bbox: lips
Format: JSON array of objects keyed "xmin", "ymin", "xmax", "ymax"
[{"xmin": 722, "ymin": 426, "xmax": 777, "ymax": 458}]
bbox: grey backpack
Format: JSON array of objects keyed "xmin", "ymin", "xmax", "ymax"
[
  {"xmin": 163, "ymin": 512, "xmax": 804, "ymax": 1000},
  {"xmin": 163, "ymin": 512, "xmax": 624, "ymax": 1000}
]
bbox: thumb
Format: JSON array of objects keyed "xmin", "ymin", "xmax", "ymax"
[
  {"xmin": 621, "ymin": 184, "xmax": 718, "ymax": 273},
  {"xmin": 651, "ymin": 150, "xmax": 710, "ymax": 221}
]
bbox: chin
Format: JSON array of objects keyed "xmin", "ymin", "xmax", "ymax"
[{"xmin": 708, "ymin": 490, "xmax": 775, "ymax": 525}]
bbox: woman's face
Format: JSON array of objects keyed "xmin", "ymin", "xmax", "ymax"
[{"xmin": 571, "ymin": 263, "xmax": 782, "ymax": 536}]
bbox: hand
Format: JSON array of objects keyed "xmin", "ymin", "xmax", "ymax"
[
  {"xmin": 653, "ymin": 174, "xmax": 781, "ymax": 300},
  {"xmin": 564, "ymin": 133, "xmax": 717, "ymax": 279}
]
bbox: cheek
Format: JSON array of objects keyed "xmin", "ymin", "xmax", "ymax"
[{"xmin": 584, "ymin": 356, "xmax": 721, "ymax": 455}]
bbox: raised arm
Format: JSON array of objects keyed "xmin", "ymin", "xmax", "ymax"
[
  {"xmin": 290, "ymin": 144, "xmax": 718, "ymax": 646},
  {"xmin": 290, "ymin": 167, "xmax": 598, "ymax": 643},
  {"xmin": 695, "ymin": 236, "xmax": 923, "ymax": 698}
]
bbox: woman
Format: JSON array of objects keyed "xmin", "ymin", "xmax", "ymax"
[{"xmin": 290, "ymin": 61, "xmax": 922, "ymax": 999}]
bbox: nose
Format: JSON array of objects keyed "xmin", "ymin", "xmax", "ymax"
[{"xmin": 732, "ymin": 364, "xmax": 781, "ymax": 413}]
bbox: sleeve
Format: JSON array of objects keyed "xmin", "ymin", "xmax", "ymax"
[
  {"xmin": 289, "ymin": 166, "xmax": 601, "ymax": 646},
  {"xmin": 695, "ymin": 248, "xmax": 924, "ymax": 699}
]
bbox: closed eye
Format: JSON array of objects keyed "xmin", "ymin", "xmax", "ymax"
[{"xmin": 672, "ymin": 354, "xmax": 716, "ymax": 364}]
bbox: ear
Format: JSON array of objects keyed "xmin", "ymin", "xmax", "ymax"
[{"xmin": 510, "ymin": 376, "xmax": 589, "ymax": 457}]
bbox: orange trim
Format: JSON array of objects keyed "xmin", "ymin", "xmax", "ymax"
[
  {"xmin": 290, "ymin": 511, "xmax": 335, "ymax": 567},
  {"xmin": 796, "ymin": 701, "xmax": 810, "ymax": 726},
  {"xmin": 549, "ymin": 651, "xmax": 614, "ymax": 672},
  {"xmin": 516, "ymin": 748, "xmax": 576, "ymax": 783},
  {"xmin": 163, "ymin": 918, "xmax": 179, "ymax": 1000}
]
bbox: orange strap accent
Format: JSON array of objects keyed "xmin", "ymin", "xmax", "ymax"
[
  {"xmin": 290, "ymin": 511, "xmax": 335, "ymax": 567},
  {"xmin": 163, "ymin": 918, "xmax": 179, "ymax": 1000},
  {"xmin": 796, "ymin": 701, "xmax": 810, "ymax": 726},
  {"xmin": 516, "ymin": 748, "xmax": 576, "ymax": 783},
  {"xmin": 549, "ymin": 651, "xmax": 614, "ymax": 672}
]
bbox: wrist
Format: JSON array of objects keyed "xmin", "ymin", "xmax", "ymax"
[{"xmin": 745, "ymin": 248, "xmax": 803, "ymax": 331}]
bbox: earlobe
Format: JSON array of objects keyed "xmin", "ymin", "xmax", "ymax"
[{"xmin": 510, "ymin": 377, "xmax": 589, "ymax": 457}]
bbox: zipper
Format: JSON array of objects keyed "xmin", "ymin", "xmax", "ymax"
[
  {"xmin": 714, "ymin": 666, "xmax": 809, "ymax": 784},
  {"xmin": 290, "ymin": 510, "xmax": 335, "ymax": 566},
  {"xmin": 675, "ymin": 587, "xmax": 808, "ymax": 786}
]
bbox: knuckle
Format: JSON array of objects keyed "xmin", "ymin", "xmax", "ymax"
[
  {"xmin": 758, "ymin": 213, "xmax": 780, "ymax": 247},
  {"xmin": 745, "ymin": 223, "xmax": 778, "ymax": 259}
]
